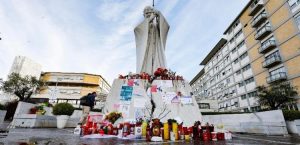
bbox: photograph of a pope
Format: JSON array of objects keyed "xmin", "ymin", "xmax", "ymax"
[{"xmin": 134, "ymin": 6, "xmax": 169, "ymax": 75}]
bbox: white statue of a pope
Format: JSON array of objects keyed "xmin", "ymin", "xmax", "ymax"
[{"xmin": 134, "ymin": 6, "xmax": 169, "ymax": 75}]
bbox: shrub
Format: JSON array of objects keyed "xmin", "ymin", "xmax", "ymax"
[
  {"xmin": 282, "ymin": 110, "xmax": 300, "ymax": 121},
  {"xmin": 52, "ymin": 103, "xmax": 74, "ymax": 116}
]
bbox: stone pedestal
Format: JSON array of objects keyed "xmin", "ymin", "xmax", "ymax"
[{"xmin": 104, "ymin": 79, "xmax": 202, "ymax": 126}]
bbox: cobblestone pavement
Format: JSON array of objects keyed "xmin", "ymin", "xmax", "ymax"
[{"xmin": 0, "ymin": 128, "xmax": 299, "ymax": 145}]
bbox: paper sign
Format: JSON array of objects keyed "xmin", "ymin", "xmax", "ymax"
[
  {"xmin": 151, "ymin": 85, "xmax": 157, "ymax": 92},
  {"xmin": 120, "ymin": 86, "xmax": 133, "ymax": 101},
  {"xmin": 119, "ymin": 104, "xmax": 130, "ymax": 118},
  {"xmin": 134, "ymin": 108, "xmax": 144, "ymax": 120},
  {"xmin": 133, "ymin": 87, "xmax": 145, "ymax": 97},
  {"xmin": 134, "ymin": 79, "xmax": 139, "ymax": 86},
  {"xmin": 113, "ymin": 103, "xmax": 120, "ymax": 109},
  {"xmin": 162, "ymin": 92, "xmax": 177, "ymax": 104},
  {"xmin": 128, "ymin": 79, "xmax": 134, "ymax": 86},
  {"xmin": 171, "ymin": 95, "xmax": 180, "ymax": 103},
  {"xmin": 180, "ymin": 96, "xmax": 193, "ymax": 105},
  {"xmin": 134, "ymin": 98, "xmax": 146, "ymax": 108}
]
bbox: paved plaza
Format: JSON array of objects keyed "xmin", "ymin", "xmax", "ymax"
[{"xmin": 0, "ymin": 128, "xmax": 299, "ymax": 145}]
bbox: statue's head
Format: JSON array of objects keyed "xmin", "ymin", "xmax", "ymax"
[{"xmin": 143, "ymin": 6, "xmax": 154, "ymax": 18}]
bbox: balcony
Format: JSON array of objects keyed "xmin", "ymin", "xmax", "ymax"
[
  {"xmin": 262, "ymin": 55, "xmax": 281, "ymax": 68},
  {"xmin": 251, "ymin": 13, "xmax": 267, "ymax": 28},
  {"xmin": 255, "ymin": 26, "xmax": 272, "ymax": 40},
  {"xmin": 249, "ymin": 0, "xmax": 264, "ymax": 16},
  {"xmin": 266, "ymin": 72, "xmax": 287, "ymax": 84},
  {"xmin": 258, "ymin": 40, "xmax": 276, "ymax": 53}
]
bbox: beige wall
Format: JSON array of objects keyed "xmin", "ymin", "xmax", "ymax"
[
  {"xmin": 269, "ymin": 4, "xmax": 290, "ymax": 28},
  {"xmin": 274, "ymin": 19, "xmax": 298, "ymax": 44},
  {"xmin": 251, "ymin": 57, "xmax": 265, "ymax": 75},
  {"xmin": 265, "ymin": 0, "xmax": 286, "ymax": 14},
  {"xmin": 280, "ymin": 35, "xmax": 300, "ymax": 59},
  {"xmin": 285, "ymin": 55, "xmax": 300, "ymax": 77},
  {"xmin": 254, "ymin": 71, "xmax": 269, "ymax": 86}
]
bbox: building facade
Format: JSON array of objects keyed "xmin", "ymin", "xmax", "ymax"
[
  {"xmin": 191, "ymin": 0, "xmax": 300, "ymax": 112},
  {"xmin": 9, "ymin": 56, "xmax": 42, "ymax": 79},
  {"xmin": 34, "ymin": 72, "xmax": 111, "ymax": 108}
]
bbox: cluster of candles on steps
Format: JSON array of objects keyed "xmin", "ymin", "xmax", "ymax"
[{"xmin": 81, "ymin": 117, "xmax": 231, "ymax": 142}]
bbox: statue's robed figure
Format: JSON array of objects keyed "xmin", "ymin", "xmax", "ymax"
[{"xmin": 134, "ymin": 6, "xmax": 169, "ymax": 74}]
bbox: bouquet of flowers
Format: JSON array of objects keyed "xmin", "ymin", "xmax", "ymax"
[
  {"xmin": 29, "ymin": 103, "xmax": 47, "ymax": 115},
  {"xmin": 105, "ymin": 112, "xmax": 122, "ymax": 124}
]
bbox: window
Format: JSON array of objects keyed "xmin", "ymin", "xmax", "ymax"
[
  {"xmin": 241, "ymin": 94, "xmax": 247, "ymax": 100},
  {"xmin": 229, "ymin": 38, "xmax": 234, "ymax": 44},
  {"xmin": 199, "ymin": 103, "xmax": 210, "ymax": 109},
  {"xmin": 215, "ymin": 66, "xmax": 219, "ymax": 71},
  {"xmin": 237, "ymin": 41, "xmax": 245, "ymax": 49},
  {"xmin": 251, "ymin": 106, "xmax": 261, "ymax": 112},
  {"xmin": 270, "ymin": 67, "xmax": 285, "ymax": 76},
  {"xmin": 234, "ymin": 59, "xmax": 239, "ymax": 64},
  {"xmin": 242, "ymin": 64, "xmax": 251, "ymax": 72},
  {"xmin": 226, "ymin": 78, "xmax": 231, "ymax": 83},
  {"xmin": 239, "ymin": 52, "xmax": 248, "ymax": 60},
  {"xmin": 216, "ymin": 74, "xmax": 220, "ymax": 80},
  {"xmin": 236, "ymin": 70, "xmax": 241, "ymax": 75},
  {"xmin": 288, "ymin": 0, "xmax": 300, "ymax": 9},
  {"xmin": 235, "ymin": 30, "xmax": 243, "ymax": 38},
  {"xmin": 228, "ymin": 28, "xmax": 233, "ymax": 34},
  {"xmin": 243, "ymin": 108, "xmax": 250, "ymax": 112},
  {"xmin": 233, "ymin": 20, "xmax": 240, "ymax": 28},
  {"xmin": 232, "ymin": 48, "xmax": 237, "ymax": 53},
  {"xmin": 227, "ymin": 68, "xmax": 232, "ymax": 73},
  {"xmin": 295, "ymin": 12, "xmax": 300, "ymax": 28},
  {"xmin": 225, "ymin": 55, "xmax": 230, "ymax": 63},
  {"xmin": 238, "ymin": 82, "xmax": 244, "ymax": 87},
  {"xmin": 265, "ymin": 51, "xmax": 280, "ymax": 60},
  {"xmin": 248, "ymin": 91, "xmax": 258, "ymax": 98},
  {"xmin": 245, "ymin": 77, "xmax": 254, "ymax": 84}
]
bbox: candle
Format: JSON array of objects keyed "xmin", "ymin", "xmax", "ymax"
[
  {"xmin": 172, "ymin": 122, "xmax": 178, "ymax": 140},
  {"xmin": 163, "ymin": 122, "xmax": 169, "ymax": 140},
  {"xmin": 142, "ymin": 121, "xmax": 147, "ymax": 137}
]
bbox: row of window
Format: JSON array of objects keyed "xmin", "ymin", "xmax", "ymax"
[
  {"xmin": 236, "ymin": 64, "xmax": 251, "ymax": 75},
  {"xmin": 234, "ymin": 52, "xmax": 248, "ymax": 64},
  {"xmin": 229, "ymin": 30, "xmax": 243, "ymax": 44},
  {"xmin": 232, "ymin": 41, "xmax": 245, "ymax": 53},
  {"xmin": 227, "ymin": 20, "xmax": 241, "ymax": 35},
  {"xmin": 288, "ymin": 0, "xmax": 300, "ymax": 9},
  {"xmin": 241, "ymin": 91, "xmax": 258, "ymax": 100},
  {"xmin": 238, "ymin": 77, "xmax": 255, "ymax": 87}
]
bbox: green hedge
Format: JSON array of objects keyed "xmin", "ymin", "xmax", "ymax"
[
  {"xmin": 52, "ymin": 103, "xmax": 75, "ymax": 116},
  {"xmin": 282, "ymin": 110, "xmax": 300, "ymax": 121}
]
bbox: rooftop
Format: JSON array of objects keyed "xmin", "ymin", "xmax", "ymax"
[
  {"xmin": 190, "ymin": 68, "xmax": 205, "ymax": 85},
  {"xmin": 200, "ymin": 38, "xmax": 227, "ymax": 65},
  {"xmin": 223, "ymin": 0, "xmax": 252, "ymax": 34}
]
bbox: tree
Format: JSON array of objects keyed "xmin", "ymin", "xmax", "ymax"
[
  {"xmin": 0, "ymin": 73, "xmax": 45, "ymax": 102},
  {"xmin": 256, "ymin": 82, "xmax": 298, "ymax": 110}
]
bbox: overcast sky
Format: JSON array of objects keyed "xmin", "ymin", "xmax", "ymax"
[{"xmin": 0, "ymin": 0, "xmax": 249, "ymax": 84}]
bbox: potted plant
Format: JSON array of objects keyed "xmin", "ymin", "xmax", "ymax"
[
  {"xmin": 283, "ymin": 110, "xmax": 300, "ymax": 134},
  {"xmin": 52, "ymin": 103, "xmax": 75, "ymax": 129}
]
